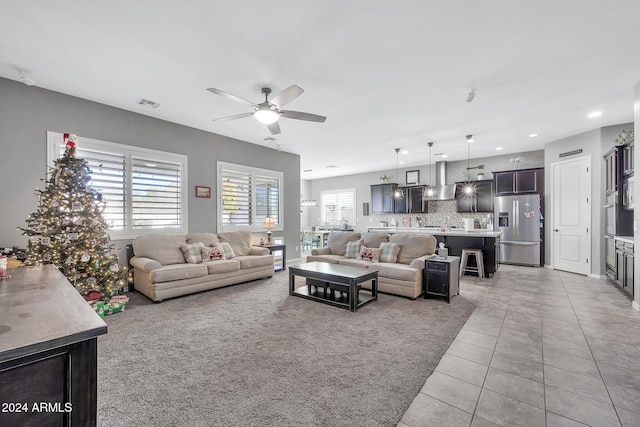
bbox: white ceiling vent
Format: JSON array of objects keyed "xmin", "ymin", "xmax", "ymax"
[{"xmin": 136, "ymin": 98, "xmax": 161, "ymax": 109}]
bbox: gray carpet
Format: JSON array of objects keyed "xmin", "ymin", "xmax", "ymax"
[{"xmin": 97, "ymin": 272, "xmax": 476, "ymax": 427}]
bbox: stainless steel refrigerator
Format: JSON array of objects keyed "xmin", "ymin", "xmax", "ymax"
[{"xmin": 494, "ymin": 194, "xmax": 542, "ymax": 266}]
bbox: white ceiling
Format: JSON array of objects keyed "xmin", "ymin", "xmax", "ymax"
[{"xmin": 1, "ymin": 1, "xmax": 639, "ymax": 179}]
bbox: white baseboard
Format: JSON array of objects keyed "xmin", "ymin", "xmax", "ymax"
[
  {"xmin": 589, "ymin": 273, "xmax": 607, "ymax": 279},
  {"xmin": 633, "ymin": 301, "xmax": 640, "ymax": 311}
]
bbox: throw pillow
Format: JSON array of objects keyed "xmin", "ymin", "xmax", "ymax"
[
  {"xmin": 359, "ymin": 246, "xmax": 382, "ymax": 263},
  {"xmin": 200, "ymin": 246, "xmax": 226, "ymax": 261},
  {"xmin": 344, "ymin": 239, "xmax": 364, "ymax": 259},
  {"xmin": 379, "ymin": 242, "xmax": 402, "ymax": 263},
  {"xmin": 180, "ymin": 242, "xmax": 206, "ymax": 264},
  {"xmin": 214, "ymin": 242, "xmax": 236, "ymax": 259}
]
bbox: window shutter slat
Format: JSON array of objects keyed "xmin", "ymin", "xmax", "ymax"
[{"xmin": 132, "ymin": 157, "xmax": 182, "ymax": 229}]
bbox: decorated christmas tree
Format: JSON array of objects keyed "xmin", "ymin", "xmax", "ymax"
[{"xmin": 20, "ymin": 133, "xmax": 128, "ymax": 300}]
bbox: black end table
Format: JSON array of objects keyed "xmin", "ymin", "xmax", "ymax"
[
  {"xmin": 262, "ymin": 243, "xmax": 286, "ymax": 272},
  {"xmin": 424, "ymin": 256, "xmax": 460, "ymax": 303}
]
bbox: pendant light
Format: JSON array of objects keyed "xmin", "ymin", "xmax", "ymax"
[
  {"xmin": 463, "ymin": 135, "xmax": 475, "ymax": 195},
  {"xmin": 424, "ymin": 142, "xmax": 436, "ymax": 199},
  {"xmin": 393, "ymin": 148, "xmax": 404, "ymax": 199},
  {"xmin": 300, "ymin": 169, "xmax": 318, "ymax": 207}
]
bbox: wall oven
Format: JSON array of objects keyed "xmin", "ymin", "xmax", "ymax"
[
  {"xmin": 604, "ymin": 194, "xmax": 618, "ymax": 236},
  {"xmin": 604, "ymin": 234, "xmax": 616, "ymax": 280},
  {"xmin": 604, "ymin": 193, "xmax": 618, "ymax": 280},
  {"xmin": 623, "ymin": 175, "xmax": 634, "ymax": 210}
]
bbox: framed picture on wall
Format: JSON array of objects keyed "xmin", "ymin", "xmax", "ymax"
[
  {"xmin": 406, "ymin": 170, "xmax": 419, "ymax": 185},
  {"xmin": 195, "ymin": 186, "xmax": 211, "ymax": 198}
]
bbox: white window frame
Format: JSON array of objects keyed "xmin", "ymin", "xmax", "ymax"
[
  {"xmin": 320, "ymin": 188, "xmax": 356, "ymax": 226},
  {"xmin": 47, "ymin": 131, "xmax": 188, "ymax": 239},
  {"xmin": 217, "ymin": 161, "xmax": 283, "ymax": 233}
]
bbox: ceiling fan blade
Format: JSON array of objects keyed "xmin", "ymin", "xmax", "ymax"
[
  {"xmin": 212, "ymin": 112, "xmax": 255, "ymax": 122},
  {"xmin": 280, "ymin": 110, "xmax": 327, "ymax": 122},
  {"xmin": 206, "ymin": 88, "xmax": 257, "ymax": 107},
  {"xmin": 270, "ymin": 85, "xmax": 304, "ymax": 108},
  {"xmin": 267, "ymin": 121, "xmax": 281, "ymax": 135}
]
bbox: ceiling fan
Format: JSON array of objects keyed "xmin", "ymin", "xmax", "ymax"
[{"xmin": 206, "ymin": 85, "xmax": 326, "ymax": 135}]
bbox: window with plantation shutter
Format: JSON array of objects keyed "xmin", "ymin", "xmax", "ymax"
[
  {"xmin": 76, "ymin": 149, "xmax": 126, "ymax": 230},
  {"xmin": 321, "ymin": 188, "xmax": 356, "ymax": 227},
  {"xmin": 132, "ymin": 158, "xmax": 182, "ymax": 229},
  {"xmin": 218, "ymin": 162, "xmax": 283, "ymax": 232},
  {"xmin": 47, "ymin": 131, "xmax": 187, "ymax": 238}
]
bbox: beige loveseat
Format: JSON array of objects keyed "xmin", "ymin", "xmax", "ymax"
[
  {"xmin": 131, "ymin": 231, "xmax": 274, "ymax": 302},
  {"xmin": 306, "ymin": 232, "xmax": 437, "ymax": 299}
]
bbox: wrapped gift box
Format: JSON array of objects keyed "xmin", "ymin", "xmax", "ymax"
[
  {"xmin": 104, "ymin": 301, "xmax": 126, "ymax": 315},
  {"xmin": 90, "ymin": 301, "xmax": 105, "ymax": 318}
]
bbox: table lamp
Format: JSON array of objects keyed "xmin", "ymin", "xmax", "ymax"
[{"xmin": 262, "ymin": 217, "xmax": 275, "ymax": 243}]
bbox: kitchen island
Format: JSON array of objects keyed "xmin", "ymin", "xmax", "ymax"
[{"xmin": 367, "ymin": 227, "xmax": 501, "ymax": 278}]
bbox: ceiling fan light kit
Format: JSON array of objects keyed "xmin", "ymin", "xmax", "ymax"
[
  {"xmin": 254, "ymin": 106, "xmax": 279, "ymax": 124},
  {"xmin": 207, "ymin": 84, "xmax": 326, "ymax": 135}
]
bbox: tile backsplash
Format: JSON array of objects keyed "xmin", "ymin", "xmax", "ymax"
[{"xmin": 369, "ymin": 200, "xmax": 492, "ymax": 229}]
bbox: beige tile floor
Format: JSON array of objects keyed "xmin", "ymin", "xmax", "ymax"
[{"xmin": 399, "ymin": 264, "xmax": 640, "ymax": 427}]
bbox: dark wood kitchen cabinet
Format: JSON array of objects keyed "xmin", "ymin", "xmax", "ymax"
[
  {"xmin": 494, "ymin": 168, "xmax": 543, "ymax": 195},
  {"xmin": 455, "ymin": 179, "xmax": 494, "ymax": 212},
  {"xmin": 604, "ymin": 147, "xmax": 620, "ymax": 195},
  {"xmin": 370, "ymin": 183, "xmax": 397, "ymax": 214},
  {"xmin": 394, "ymin": 186, "xmax": 426, "ymax": 213},
  {"xmin": 622, "ymin": 139, "xmax": 634, "ymax": 176}
]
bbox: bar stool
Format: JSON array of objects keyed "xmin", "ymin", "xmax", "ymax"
[{"xmin": 459, "ymin": 248, "xmax": 485, "ymax": 280}]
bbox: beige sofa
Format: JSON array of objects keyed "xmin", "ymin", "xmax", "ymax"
[
  {"xmin": 131, "ymin": 231, "xmax": 274, "ymax": 302},
  {"xmin": 306, "ymin": 232, "xmax": 437, "ymax": 299}
]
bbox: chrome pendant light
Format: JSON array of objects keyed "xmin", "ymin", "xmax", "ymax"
[
  {"xmin": 424, "ymin": 142, "xmax": 436, "ymax": 199},
  {"xmin": 300, "ymin": 169, "xmax": 318, "ymax": 207},
  {"xmin": 393, "ymin": 148, "xmax": 404, "ymax": 199},
  {"xmin": 463, "ymin": 135, "xmax": 475, "ymax": 195}
]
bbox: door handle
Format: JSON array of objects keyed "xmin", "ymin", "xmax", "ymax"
[{"xmin": 554, "ymin": 229, "xmax": 559, "ymax": 232}]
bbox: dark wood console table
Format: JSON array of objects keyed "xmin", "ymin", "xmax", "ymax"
[{"xmin": 0, "ymin": 265, "xmax": 107, "ymax": 427}]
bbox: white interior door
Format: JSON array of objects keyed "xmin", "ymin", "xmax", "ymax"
[{"xmin": 552, "ymin": 156, "xmax": 591, "ymax": 275}]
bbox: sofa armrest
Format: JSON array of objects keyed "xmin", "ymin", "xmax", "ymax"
[
  {"xmin": 249, "ymin": 246, "xmax": 270, "ymax": 256},
  {"xmin": 409, "ymin": 254, "xmax": 437, "ymax": 270},
  {"xmin": 130, "ymin": 256, "xmax": 162, "ymax": 272},
  {"xmin": 311, "ymin": 247, "xmax": 331, "ymax": 255}
]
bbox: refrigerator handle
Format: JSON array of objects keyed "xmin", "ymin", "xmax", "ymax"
[{"xmin": 513, "ymin": 200, "xmax": 519, "ymax": 232}]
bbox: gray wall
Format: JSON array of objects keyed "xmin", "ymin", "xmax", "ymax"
[
  {"xmin": 301, "ymin": 150, "xmax": 545, "ymax": 232},
  {"xmin": 0, "ymin": 78, "xmax": 301, "ymax": 259},
  {"xmin": 543, "ymin": 123, "xmax": 633, "ymax": 274}
]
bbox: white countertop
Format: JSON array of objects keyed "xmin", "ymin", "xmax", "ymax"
[{"xmin": 367, "ymin": 227, "xmax": 501, "ymax": 238}]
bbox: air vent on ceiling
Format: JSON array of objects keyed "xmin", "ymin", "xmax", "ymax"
[{"xmin": 136, "ymin": 98, "xmax": 161, "ymax": 109}]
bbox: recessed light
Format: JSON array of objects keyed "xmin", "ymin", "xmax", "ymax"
[
  {"xmin": 441, "ymin": 154, "xmax": 448, "ymax": 158},
  {"xmin": 325, "ymin": 165, "xmax": 337, "ymax": 168},
  {"xmin": 528, "ymin": 133, "xmax": 538, "ymax": 138},
  {"xmin": 401, "ymin": 150, "xmax": 408, "ymax": 154},
  {"xmin": 399, "ymin": 161, "xmax": 405, "ymax": 164},
  {"xmin": 495, "ymin": 147, "xmax": 503, "ymax": 151},
  {"xmin": 588, "ymin": 111, "xmax": 602, "ymax": 118}
]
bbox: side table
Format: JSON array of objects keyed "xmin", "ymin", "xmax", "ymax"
[
  {"xmin": 423, "ymin": 256, "xmax": 460, "ymax": 303},
  {"xmin": 262, "ymin": 244, "xmax": 286, "ymax": 272}
]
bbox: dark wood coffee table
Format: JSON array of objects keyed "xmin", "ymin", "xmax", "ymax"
[{"xmin": 289, "ymin": 262, "xmax": 378, "ymax": 312}]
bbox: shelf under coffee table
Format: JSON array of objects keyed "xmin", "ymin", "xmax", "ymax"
[{"xmin": 289, "ymin": 262, "xmax": 378, "ymax": 312}]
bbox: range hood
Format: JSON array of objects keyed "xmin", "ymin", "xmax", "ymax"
[{"xmin": 434, "ymin": 161, "xmax": 456, "ymax": 200}]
